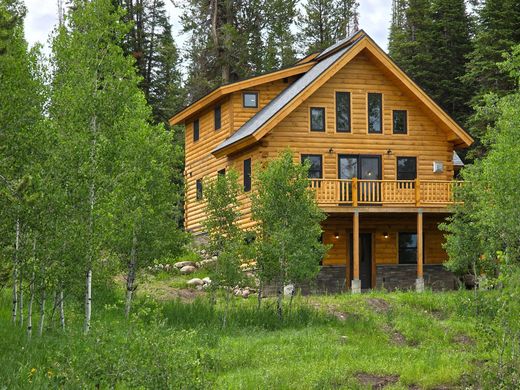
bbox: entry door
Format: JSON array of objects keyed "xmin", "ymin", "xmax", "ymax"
[
  {"xmin": 349, "ymin": 233, "xmax": 372, "ymax": 289},
  {"xmin": 338, "ymin": 155, "xmax": 382, "ymax": 203}
]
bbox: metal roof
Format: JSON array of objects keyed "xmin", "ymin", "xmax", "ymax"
[{"xmin": 213, "ymin": 34, "xmax": 364, "ymax": 154}]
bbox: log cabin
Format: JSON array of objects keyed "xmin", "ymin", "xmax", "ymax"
[{"xmin": 169, "ymin": 30, "xmax": 473, "ymax": 293}]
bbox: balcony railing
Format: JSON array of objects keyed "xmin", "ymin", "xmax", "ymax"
[{"xmin": 308, "ymin": 178, "xmax": 462, "ymax": 207}]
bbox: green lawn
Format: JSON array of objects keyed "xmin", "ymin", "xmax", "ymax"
[{"xmin": 0, "ymin": 284, "xmax": 492, "ymax": 389}]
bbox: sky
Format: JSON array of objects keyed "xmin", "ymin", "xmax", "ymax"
[{"xmin": 23, "ymin": 0, "xmax": 391, "ymax": 55}]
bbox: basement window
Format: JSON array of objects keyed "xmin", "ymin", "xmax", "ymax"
[{"xmin": 399, "ymin": 233, "xmax": 417, "ymax": 264}]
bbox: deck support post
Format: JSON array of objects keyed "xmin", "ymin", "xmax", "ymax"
[
  {"xmin": 351, "ymin": 210, "xmax": 361, "ymax": 293},
  {"xmin": 416, "ymin": 209, "xmax": 424, "ymax": 292}
]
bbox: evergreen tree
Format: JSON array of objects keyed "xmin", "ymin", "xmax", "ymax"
[
  {"xmin": 463, "ymin": 0, "xmax": 520, "ymax": 156},
  {"xmin": 263, "ymin": 0, "xmax": 297, "ymax": 71},
  {"xmin": 181, "ymin": 0, "xmax": 265, "ymax": 102},
  {"xmin": 114, "ymin": 0, "xmax": 185, "ymax": 123},
  {"xmin": 299, "ymin": 0, "xmax": 359, "ymax": 55},
  {"xmin": 388, "ymin": 0, "xmax": 471, "ymax": 124}
]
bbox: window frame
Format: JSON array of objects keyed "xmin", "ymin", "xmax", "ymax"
[
  {"xmin": 193, "ymin": 118, "xmax": 200, "ymax": 142},
  {"xmin": 335, "ymin": 91, "xmax": 351, "ymax": 133},
  {"xmin": 397, "ymin": 232, "xmax": 425, "ymax": 264},
  {"xmin": 309, "ymin": 107, "xmax": 326, "ymax": 132},
  {"xmin": 214, "ymin": 104, "xmax": 222, "ymax": 130},
  {"xmin": 392, "ymin": 110, "xmax": 408, "ymax": 134},
  {"xmin": 243, "ymin": 158, "xmax": 252, "ymax": 192},
  {"xmin": 242, "ymin": 92, "xmax": 259, "ymax": 108},
  {"xmin": 196, "ymin": 179, "xmax": 203, "ymax": 200},
  {"xmin": 367, "ymin": 92, "xmax": 383, "ymax": 134},
  {"xmin": 396, "ymin": 156, "xmax": 417, "ymax": 181},
  {"xmin": 301, "ymin": 154, "xmax": 323, "ymax": 179},
  {"xmin": 218, "ymin": 168, "xmax": 226, "ymax": 177}
]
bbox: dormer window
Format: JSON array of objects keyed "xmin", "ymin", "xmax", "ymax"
[{"xmin": 243, "ymin": 92, "xmax": 258, "ymax": 108}]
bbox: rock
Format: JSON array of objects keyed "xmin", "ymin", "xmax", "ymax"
[
  {"xmin": 284, "ymin": 284, "xmax": 295, "ymax": 296},
  {"xmin": 195, "ymin": 285, "xmax": 204, "ymax": 291},
  {"xmin": 180, "ymin": 265, "xmax": 196, "ymax": 275},
  {"xmin": 175, "ymin": 261, "xmax": 197, "ymax": 269},
  {"xmin": 211, "ymin": 255, "xmax": 218, "ymax": 261},
  {"xmin": 242, "ymin": 289, "xmax": 250, "ymax": 299},
  {"xmin": 339, "ymin": 336, "xmax": 348, "ymax": 344},
  {"xmin": 186, "ymin": 278, "xmax": 204, "ymax": 286},
  {"xmin": 199, "ymin": 259, "xmax": 217, "ymax": 268},
  {"xmin": 233, "ymin": 288, "xmax": 242, "ymax": 296},
  {"xmin": 202, "ymin": 277, "xmax": 212, "ymax": 285}
]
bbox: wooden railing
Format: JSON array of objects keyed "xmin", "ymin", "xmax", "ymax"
[{"xmin": 308, "ymin": 178, "xmax": 462, "ymax": 207}]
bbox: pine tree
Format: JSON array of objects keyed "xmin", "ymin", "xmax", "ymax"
[
  {"xmin": 114, "ymin": 0, "xmax": 184, "ymax": 122},
  {"xmin": 299, "ymin": 0, "xmax": 336, "ymax": 54},
  {"xmin": 389, "ymin": 0, "xmax": 471, "ymax": 124},
  {"xmin": 263, "ymin": 0, "xmax": 297, "ymax": 71},
  {"xmin": 181, "ymin": 0, "xmax": 265, "ymax": 102},
  {"xmin": 463, "ymin": 0, "xmax": 520, "ymax": 155}
]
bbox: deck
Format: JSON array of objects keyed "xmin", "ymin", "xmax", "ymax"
[{"xmin": 309, "ymin": 178, "xmax": 461, "ymax": 210}]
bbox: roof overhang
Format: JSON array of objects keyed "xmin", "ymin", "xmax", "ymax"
[{"xmin": 168, "ymin": 62, "xmax": 315, "ymax": 126}]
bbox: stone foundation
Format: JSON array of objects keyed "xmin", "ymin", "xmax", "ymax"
[{"xmin": 375, "ymin": 264, "xmax": 459, "ymax": 291}]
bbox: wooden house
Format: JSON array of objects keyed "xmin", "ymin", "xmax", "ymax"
[{"xmin": 169, "ymin": 30, "xmax": 473, "ymax": 292}]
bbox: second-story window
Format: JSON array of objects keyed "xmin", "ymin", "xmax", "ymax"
[
  {"xmin": 243, "ymin": 92, "xmax": 258, "ymax": 108},
  {"xmin": 193, "ymin": 118, "xmax": 200, "ymax": 142},
  {"xmin": 310, "ymin": 107, "xmax": 325, "ymax": 132},
  {"xmin": 214, "ymin": 105, "xmax": 221, "ymax": 130},
  {"xmin": 397, "ymin": 157, "xmax": 417, "ymax": 180},
  {"xmin": 368, "ymin": 93, "xmax": 382, "ymax": 133},
  {"xmin": 243, "ymin": 158, "xmax": 252, "ymax": 192},
  {"xmin": 336, "ymin": 92, "xmax": 351, "ymax": 132},
  {"xmin": 393, "ymin": 110, "xmax": 407, "ymax": 134},
  {"xmin": 301, "ymin": 155, "xmax": 323, "ymax": 179},
  {"xmin": 196, "ymin": 179, "xmax": 203, "ymax": 200}
]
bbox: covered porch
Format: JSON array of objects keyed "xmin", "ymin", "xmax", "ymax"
[{"xmin": 317, "ymin": 210, "xmax": 458, "ymax": 292}]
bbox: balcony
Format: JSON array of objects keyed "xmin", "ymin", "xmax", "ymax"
[{"xmin": 309, "ymin": 178, "xmax": 462, "ymax": 210}]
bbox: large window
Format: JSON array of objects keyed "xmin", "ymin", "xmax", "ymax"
[
  {"xmin": 243, "ymin": 158, "xmax": 251, "ymax": 192},
  {"xmin": 336, "ymin": 92, "xmax": 351, "ymax": 132},
  {"xmin": 368, "ymin": 93, "xmax": 382, "ymax": 133},
  {"xmin": 399, "ymin": 233, "xmax": 417, "ymax": 264},
  {"xmin": 310, "ymin": 107, "xmax": 325, "ymax": 132},
  {"xmin": 214, "ymin": 105, "xmax": 221, "ymax": 130},
  {"xmin": 193, "ymin": 118, "xmax": 200, "ymax": 142},
  {"xmin": 301, "ymin": 155, "xmax": 323, "ymax": 179},
  {"xmin": 393, "ymin": 110, "xmax": 407, "ymax": 134},
  {"xmin": 196, "ymin": 179, "xmax": 203, "ymax": 200},
  {"xmin": 397, "ymin": 157, "xmax": 417, "ymax": 180},
  {"xmin": 243, "ymin": 92, "xmax": 258, "ymax": 108}
]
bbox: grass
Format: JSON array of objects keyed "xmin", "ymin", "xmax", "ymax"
[{"xmin": 0, "ymin": 283, "xmax": 495, "ymax": 389}]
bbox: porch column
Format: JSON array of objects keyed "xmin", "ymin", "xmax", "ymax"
[
  {"xmin": 351, "ymin": 210, "xmax": 361, "ymax": 293},
  {"xmin": 416, "ymin": 209, "xmax": 425, "ymax": 292}
]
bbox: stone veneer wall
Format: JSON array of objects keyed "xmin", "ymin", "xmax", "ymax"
[{"xmin": 375, "ymin": 264, "xmax": 459, "ymax": 291}]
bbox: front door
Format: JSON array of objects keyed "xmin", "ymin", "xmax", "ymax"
[
  {"xmin": 349, "ymin": 233, "xmax": 372, "ymax": 289},
  {"xmin": 338, "ymin": 155, "xmax": 382, "ymax": 203}
]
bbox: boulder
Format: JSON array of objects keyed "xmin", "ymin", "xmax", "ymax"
[
  {"xmin": 242, "ymin": 289, "xmax": 250, "ymax": 299},
  {"xmin": 284, "ymin": 284, "xmax": 295, "ymax": 296},
  {"xmin": 186, "ymin": 278, "xmax": 204, "ymax": 286},
  {"xmin": 180, "ymin": 265, "xmax": 196, "ymax": 275},
  {"xmin": 202, "ymin": 277, "xmax": 212, "ymax": 285},
  {"xmin": 175, "ymin": 261, "xmax": 197, "ymax": 269}
]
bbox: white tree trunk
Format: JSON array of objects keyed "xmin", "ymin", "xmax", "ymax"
[
  {"xmin": 12, "ymin": 218, "xmax": 20, "ymax": 325},
  {"xmin": 38, "ymin": 287, "xmax": 45, "ymax": 337},
  {"xmin": 27, "ymin": 272, "xmax": 34, "ymax": 338},
  {"xmin": 125, "ymin": 229, "xmax": 138, "ymax": 319},
  {"xmin": 18, "ymin": 272, "xmax": 23, "ymax": 328},
  {"xmin": 84, "ymin": 269, "xmax": 92, "ymax": 334},
  {"xmin": 59, "ymin": 289, "xmax": 65, "ymax": 331}
]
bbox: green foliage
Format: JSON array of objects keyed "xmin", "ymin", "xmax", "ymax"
[
  {"xmin": 252, "ymin": 150, "xmax": 328, "ymax": 300},
  {"xmin": 298, "ymin": 0, "xmax": 359, "ymax": 55},
  {"xmin": 389, "ymin": 0, "xmax": 472, "ymax": 124},
  {"xmin": 203, "ymin": 169, "xmax": 246, "ymax": 290}
]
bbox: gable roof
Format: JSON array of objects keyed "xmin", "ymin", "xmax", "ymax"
[{"xmin": 212, "ymin": 30, "xmax": 473, "ymax": 157}]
